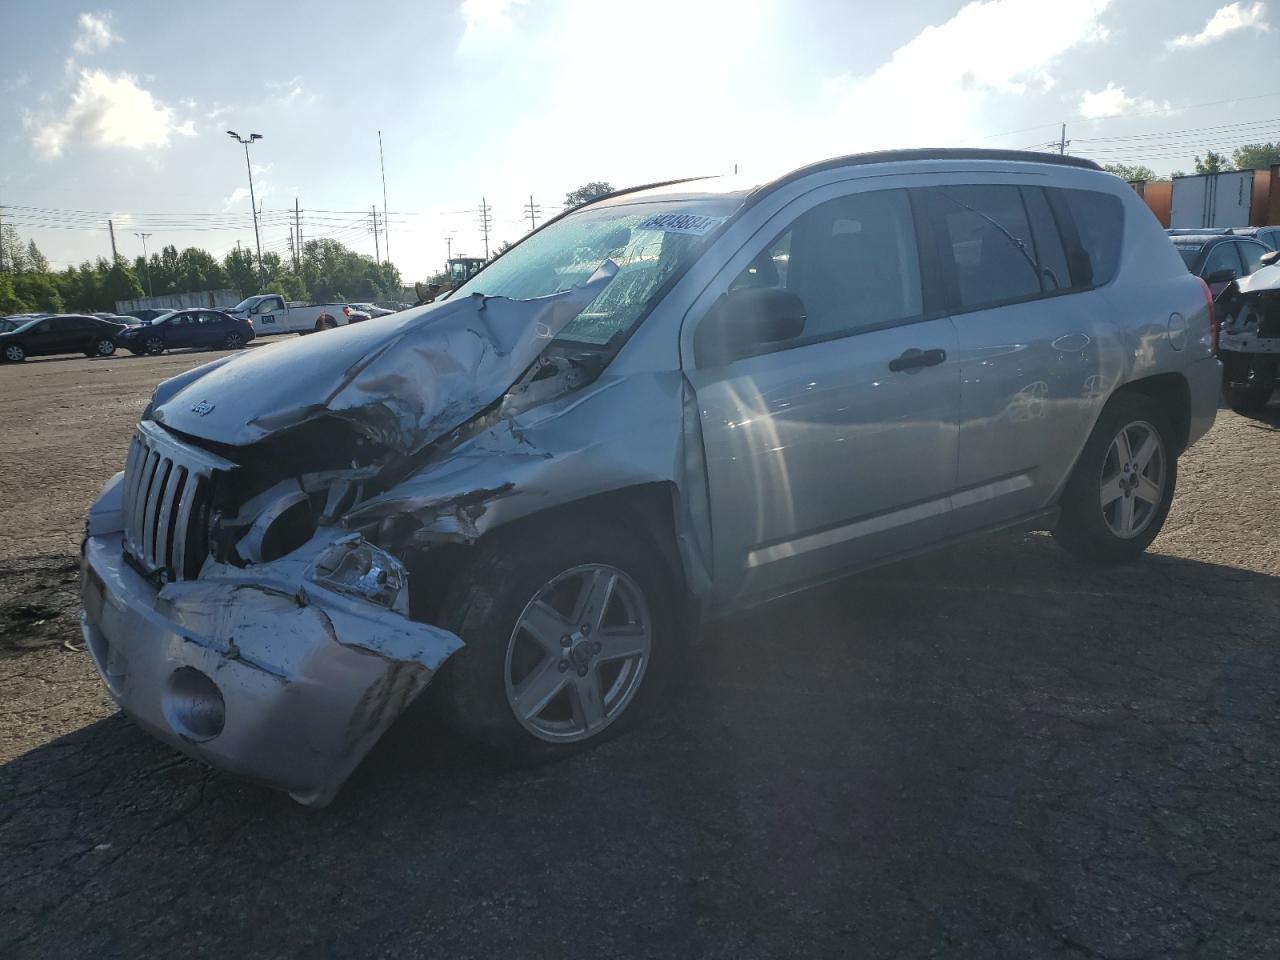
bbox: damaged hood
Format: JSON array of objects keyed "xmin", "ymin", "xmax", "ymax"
[{"xmin": 151, "ymin": 261, "xmax": 618, "ymax": 452}]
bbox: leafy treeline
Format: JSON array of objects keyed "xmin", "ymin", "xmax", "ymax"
[
  {"xmin": 0, "ymin": 225, "xmax": 402, "ymax": 315},
  {"xmin": 1103, "ymin": 142, "xmax": 1280, "ymax": 182}
]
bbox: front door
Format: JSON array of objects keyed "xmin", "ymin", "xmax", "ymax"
[
  {"xmin": 165, "ymin": 313, "xmax": 200, "ymax": 348},
  {"xmin": 684, "ymin": 185, "xmax": 961, "ymax": 606}
]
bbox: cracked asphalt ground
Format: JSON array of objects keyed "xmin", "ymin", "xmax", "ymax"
[{"xmin": 2, "ymin": 346, "xmax": 1279, "ymax": 960}]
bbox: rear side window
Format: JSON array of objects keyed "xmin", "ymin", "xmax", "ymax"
[
  {"xmin": 1057, "ymin": 189, "xmax": 1124, "ymax": 287},
  {"xmin": 932, "ymin": 184, "xmax": 1041, "ymax": 309},
  {"xmin": 1239, "ymin": 242, "xmax": 1267, "ymax": 275},
  {"xmin": 1200, "ymin": 241, "xmax": 1241, "ymax": 279},
  {"xmin": 1021, "ymin": 187, "xmax": 1072, "ymax": 293}
]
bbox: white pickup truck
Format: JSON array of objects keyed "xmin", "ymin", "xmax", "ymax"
[{"xmin": 224, "ymin": 295, "xmax": 370, "ymax": 336}]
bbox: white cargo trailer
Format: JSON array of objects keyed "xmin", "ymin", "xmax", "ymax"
[{"xmin": 1169, "ymin": 171, "xmax": 1255, "ymax": 229}]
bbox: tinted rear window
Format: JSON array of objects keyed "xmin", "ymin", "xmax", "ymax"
[
  {"xmin": 1059, "ymin": 189, "xmax": 1124, "ymax": 287},
  {"xmin": 1172, "ymin": 244, "xmax": 1200, "ymax": 269}
]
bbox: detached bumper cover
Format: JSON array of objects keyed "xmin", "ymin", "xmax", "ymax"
[{"xmin": 80, "ymin": 531, "xmax": 462, "ymax": 806}]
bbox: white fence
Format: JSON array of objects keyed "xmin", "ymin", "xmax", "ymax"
[{"xmin": 115, "ymin": 289, "xmax": 241, "ymax": 313}]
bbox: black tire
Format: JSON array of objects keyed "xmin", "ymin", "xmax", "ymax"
[
  {"xmin": 222, "ymin": 332, "xmax": 244, "ymax": 350},
  {"xmin": 432, "ymin": 516, "xmax": 674, "ymax": 763},
  {"xmin": 143, "ymin": 336, "xmax": 165, "ymax": 356},
  {"xmin": 2, "ymin": 343, "xmax": 25, "ymax": 363},
  {"xmin": 1053, "ymin": 392, "xmax": 1177, "ymax": 564},
  {"xmin": 92, "ymin": 337, "xmax": 116, "ymax": 357},
  {"xmin": 1223, "ymin": 359, "xmax": 1275, "ymax": 413}
]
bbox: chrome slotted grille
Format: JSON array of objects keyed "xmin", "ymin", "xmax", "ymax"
[{"xmin": 121, "ymin": 420, "xmax": 235, "ymax": 581}]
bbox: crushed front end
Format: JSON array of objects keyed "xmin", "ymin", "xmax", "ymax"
[{"xmin": 80, "ymin": 420, "xmax": 462, "ymax": 807}]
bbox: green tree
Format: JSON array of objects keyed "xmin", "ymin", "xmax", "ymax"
[
  {"xmin": 13, "ymin": 272, "xmax": 65, "ymax": 311},
  {"xmin": 1103, "ymin": 163, "xmax": 1159, "ymax": 182},
  {"xmin": 223, "ymin": 247, "xmax": 259, "ymax": 298},
  {"xmin": 1194, "ymin": 151, "xmax": 1231, "ymax": 174},
  {"xmin": 100, "ymin": 260, "xmax": 145, "ymax": 306},
  {"xmin": 1232, "ymin": 142, "xmax": 1280, "ymax": 171},
  {"xmin": 564, "ymin": 181, "xmax": 613, "ymax": 209},
  {"xmin": 0, "ymin": 273, "xmax": 28, "ymax": 313},
  {"xmin": 24, "ymin": 240, "xmax": 49, "ymax": 273}
]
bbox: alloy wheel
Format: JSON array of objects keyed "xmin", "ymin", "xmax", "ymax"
[
  {"xmin": 96, "ymin": 339, "xmax": 114, "ymax": 356},
  {"xmin": 504, "ymin": 564, "xmax": 652, "ymax": 743},
  {"xmin": 3, "ymin": 344, "xmax": 23, "ymax": 362},
  {"xmin": 1099, "ymin": 420, "xmax": 1166, "ymax": 539}
]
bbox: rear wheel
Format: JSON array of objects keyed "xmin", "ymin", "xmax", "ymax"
[
  {"xmin": 315, "ymin": 315, "xmax": 337, "ymax": 332},
  {"xmin": 3, "ymin": 343, "xmax": 25, "ymax": 362},
  {"xmin": 1053, "ymin": 393, "xmax": 1177, "ymax": 564},
  {"xmin": 222, "ymin": 332, "xmax": 244, "ymax": 350},
  {"xmin": 433, "ymin": 518, "xmax": 673, "ymax": 762},
  {"xmin": 93, "ymin": 337, "xmax": 116, "ymax": 357}
]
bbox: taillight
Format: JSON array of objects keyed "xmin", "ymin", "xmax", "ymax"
[
  {"xmin": 342, "ymin": 306, "xmax": 351, "ymax": 318},
  {"xmin": 1196, "ymin": 277, "xmax": 1217, "ymax": 356}
]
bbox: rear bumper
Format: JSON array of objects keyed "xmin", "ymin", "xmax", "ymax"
[
  {"xmin": 1185, "ymin": 355, "xmax": 1221, "ymax": 450},
  {"xmin": 80, "ymin": 528, "xmax": 462, "ymax": 806}
]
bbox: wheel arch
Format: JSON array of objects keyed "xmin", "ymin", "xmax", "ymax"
[
  {"xmin": 1111, "ymin": 372, "xmax": 1192, "ymax": 455},
  {"xmin": 406, "ymin": 481, "xmax": 695, "ymax": 628}
]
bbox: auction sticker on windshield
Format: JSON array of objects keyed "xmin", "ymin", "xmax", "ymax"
[{"xmin": 637, "ymin": 213, "xmax": 727, "ymax": 236}]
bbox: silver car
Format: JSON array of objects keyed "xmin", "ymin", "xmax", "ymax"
[{"xmin": 80, "ymin": 149, "xmax": 1220, "ymax": 804}]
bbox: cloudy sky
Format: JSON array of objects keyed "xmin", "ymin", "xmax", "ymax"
[{"xmin": 1, "ymin": 0, "xmax": 1276, "ymax": 281}]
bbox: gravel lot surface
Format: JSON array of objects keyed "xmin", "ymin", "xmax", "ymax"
[{"xmin": 1, "ymin": 345, "xmax": 1278, "ymax": 958}]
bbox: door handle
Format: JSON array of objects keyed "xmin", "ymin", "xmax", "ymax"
[{"xmin": 888, "ymin": 348, "xmax": 947, "ymax": 372}]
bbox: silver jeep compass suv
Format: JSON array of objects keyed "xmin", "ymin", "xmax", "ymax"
[{"xmin": 80, "ymin": 149, "xmax": 1220, "ymax": 804}]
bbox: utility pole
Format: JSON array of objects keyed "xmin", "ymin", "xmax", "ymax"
[
  {"xmin": 294, "ymin": 197, "xmax": 302, "ymax": 266},
  {"xmin": 135, "ymin": 232, "xmax": 153, "ymax": 297},
  {"xmin": 1058, "ymin": 122, "xmax": 1069, "ymax": 155},
  {"xmin": 371, "ymin": 205, "xmax": 381, "ymax": 263},
  {"xmin": 478, "ymin": 197, "xmax": 492, "ymax": 259},
  {"xmin": 226, "ymin": 130, "xmax": 265, "ymax": 290},
  {"xmin": 289, "ymin": 228, "xmax": 296, "ymax": 270},
  {"xmin": 0, "ymin": 200, "xmax": 5, "ymax": 273},
  {"xmin": 378, "ymin": 130, "xmax": 390, "ymax": 265},
  {"xmin": 108, "ymin": 219, "xmax": 118, "ymax": 261},
  {"xmin": 445, "ymin": 235, "xmax": 454, "ymax": 265},
  {"xmin": 523, "ymin": 194, "xmax": 541, "ymax": 232}
]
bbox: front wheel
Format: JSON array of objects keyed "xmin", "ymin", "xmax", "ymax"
[
  {"xmin": 3, "ymin": 343, "xmax": 25, "ymax": 363},
  {"xmin": 1053, "ymin": 393, "xmax": 1177, "ymax": 564},
  {"xmin": 432, "ymin": 518, "xmax": 673, "ymax": 762},
  {"xmin": 143, "ymin": 336, "xmax": 164, "ymax": 356}
]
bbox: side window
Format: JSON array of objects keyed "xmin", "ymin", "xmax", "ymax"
[
  {"xmin": 1021, "ymin": 187, "xmax": 1072, "ymax": 292},
  {"xmin": 727, "ymin": 188, "xmax": 923, "ymax": 341},
  {"xmin": 1057, "ymin": 189, "xmax": 1124, "ymax": 287},
  {"xmin": 1239, "ymin": 242, "xmax": 1266, "ymax": 275},
  {"xmin": 933, "ymin": 184, "xmax": 1041, "ymax": 309},
  {"xmin": 1200, "ymin": 242, "xmax": 1241, "ymax": 280}
]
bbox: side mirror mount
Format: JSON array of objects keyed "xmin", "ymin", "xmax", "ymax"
[
  {"xmin": 1261, "ymin": 250, "xmax": 1280, "ymax": 267},
  {"xmin": 1205, "ymin": 267, "xmax": 1237, "ymax": 285},
  {"xmin": 694, "ymin": 287, "xmax": 807, "ymax": 367}
]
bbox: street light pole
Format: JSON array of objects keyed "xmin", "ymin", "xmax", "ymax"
[
  {"xmin": 226, "ymin": 130, "xmax": 265, "ymax": 290},
  {"xmin": 135, "ymin": 232, "xmax": 153, "ymax": 297}
]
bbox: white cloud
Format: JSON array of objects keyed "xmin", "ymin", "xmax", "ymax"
[
  {"xmin": 1078, "ymin": 83, "xmax": 1171, "ymax": 119},
  {"xmin": 73, "ymin": 12, "xmax": 119, "ymax": 54},
  {"xmin": 27, "ymin": 69, "xmax": 195, "ymax": 158},
  {"xmin": 458, "ymin": 0, "xmax": 527, "ymax": 52},
  {"xmin": 222, "ymin": 187, "xmax": 251, "ymax": 210},
  {"xmin": 819, "ymin": 0, "xmax": 1112, "ymax": 155},
  {"xmin": 1168, "ymin": 2, "xmax": 1269, "ymax": 49}
]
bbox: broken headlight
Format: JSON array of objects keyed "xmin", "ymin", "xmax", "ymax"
[{"xmin": 305, "ymin": 534, "xmax": 407, "ymax": 612}]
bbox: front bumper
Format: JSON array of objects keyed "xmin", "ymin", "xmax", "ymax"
[{"xmin": 80, "ymin": 530, "xmax": 462, "ymax": 806}]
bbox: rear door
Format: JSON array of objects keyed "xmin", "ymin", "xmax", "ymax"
[
  {"xmin": 164, "ymin": 312, "xmax": 200, "ymax": 348},
  {"xmin": 685, "ymin": 183, "xmax": 961, "ymax": 605},
  {"xmin": 923, "ymin": 182, "xmax": 1119, "ymax": 532}
]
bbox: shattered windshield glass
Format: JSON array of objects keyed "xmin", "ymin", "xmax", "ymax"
[{"xmin": 455, "ymin": 199, "xmax": 737, "ymax": 346}]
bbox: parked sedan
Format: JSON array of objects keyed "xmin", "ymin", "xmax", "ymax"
[
  {"xmin": 349, "ymin": 301, "xmax": 395, "ymax": 317},
  {"xmin": 116, "ymin": 309, "xmax": 255, "ymax": 355},
  {"xmin": 0, "ymin": 314, "xmax": 121, "ymax": 362},
  {"xmin": 1168, "ymin": 232, "xmax": 1272, "ymax": 296}
]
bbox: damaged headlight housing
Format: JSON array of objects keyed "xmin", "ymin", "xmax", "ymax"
[{"xmin": 305, "ymin": 534, "xmax": 407, "ymax": 612}]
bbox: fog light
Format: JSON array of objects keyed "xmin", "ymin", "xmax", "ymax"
[{"xmin": 162, "ymin": 667, "xmax": 225, "ymax": 742}]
